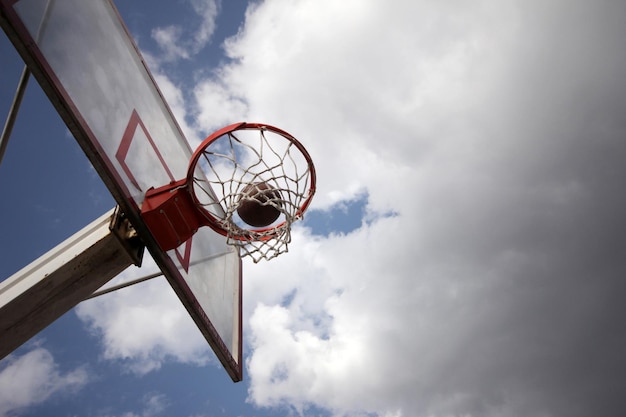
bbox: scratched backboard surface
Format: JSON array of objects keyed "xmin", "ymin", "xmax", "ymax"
[{"xmin": 0, "ymin": 0, "xmax": 242, "ymax": 381}]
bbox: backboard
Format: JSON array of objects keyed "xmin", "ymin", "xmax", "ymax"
[{"xmin": 0, "ymin": 0, "xmax": 243, "ymax": 381}]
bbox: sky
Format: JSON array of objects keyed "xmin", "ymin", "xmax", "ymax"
[{"xmin": 1, "ymin": 0, "xmax": 626, "ymax": 416}]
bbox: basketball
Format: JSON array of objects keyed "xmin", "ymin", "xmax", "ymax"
[{"xmin": 236, "ymin": 182, "xmax": 282, "ymax": 227}]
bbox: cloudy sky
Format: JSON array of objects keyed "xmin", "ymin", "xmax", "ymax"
[{"xmin": 1, "ymin": 0, "xmax": 626, "ymax": 416}]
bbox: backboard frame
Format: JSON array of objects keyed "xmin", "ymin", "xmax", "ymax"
[{"xmin": 0, "ymin": 0, "xmax": 243, "ymax": 381}]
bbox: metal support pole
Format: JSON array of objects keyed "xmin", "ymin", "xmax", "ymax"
[
  {"xmin": 0, "ymin": 0, "xmax": 54, "ymax": 168},
  {"xmin": 85, "ymin": 270, "xmax": 163, "ymax": 300},
  {"xmin": 0, "ymin": 66, "xmax": 30, "ymax": 167}
]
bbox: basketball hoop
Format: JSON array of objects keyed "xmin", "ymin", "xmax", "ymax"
[{"xmin": 140, "ymin": 123, "xmax": 316, "ymax": 263}]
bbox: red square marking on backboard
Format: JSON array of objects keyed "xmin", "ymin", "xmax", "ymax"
[
  {"xmin": 116, "ymin": 109, "xmax": 192, "ymax": 271},
  {"xmin": 116, "ymin": 109, "xmax": 175, "ymax": 190},
  {"xmin": 175, "ymin": 240, "xmax": 192, "ymax": 273}
]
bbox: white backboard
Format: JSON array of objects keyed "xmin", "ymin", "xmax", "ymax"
[{"xmin": 0, "ymin": 0, "xmax": 243, "ymax": 381}]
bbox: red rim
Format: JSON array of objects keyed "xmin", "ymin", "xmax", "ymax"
[{"xmin": 186, "ymin": 123, "xmax": 317, "ymax": 241}]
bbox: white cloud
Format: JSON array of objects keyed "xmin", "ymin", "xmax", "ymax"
[
  {"xmin": 152, "ymin": 25, "xmax": 190, "ymax": 61},
  {"xmin": 0, "ymin": 348, "xmax": 88, "ymax": 417},
  {"xmin": 192, "ymin": 79, "xmax": 248, "ymax": 133},
  {"xmin": 209, "ymin": 0, "xmax": 520, "ymax": 211},
  {"xmin": 95, "ymin": 393, "xmax": 169, "ymax": 417},
  {"xmin": 76, "ymin": 258, "xmax": 212, "ymax": 375},
  {"xmin": 151, "ymin": 0, "xmax": 220, "ymax": 62},
  {"xmin": 215, "ymin": 0, "xmax": 626, "ymax": 416},
  {"xmin": 141, "ymin": 393, "xmax": 169, "ymax": 416},
  {"xmin": 189, "ymin": 0, "xmax": 220, "ymax": 51}
]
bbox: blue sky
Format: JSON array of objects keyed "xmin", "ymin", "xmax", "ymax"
[{"xmin": 2, "ymin": 1, "xmax": 626, "ymax": 417}]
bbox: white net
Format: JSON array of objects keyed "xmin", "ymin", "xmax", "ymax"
[{"xmin": 189, "ymin": 125, "xmax": 315, "ymax": 262}]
